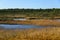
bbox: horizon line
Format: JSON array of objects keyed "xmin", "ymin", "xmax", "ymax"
[{"xmin": 0, "ymin": 8, "xmax": 60, "ymax": 9}]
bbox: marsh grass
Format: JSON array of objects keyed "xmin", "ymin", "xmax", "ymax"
[
  {"xmin": 0, "ymin": 20, "xmax": 60, "ymax": 27},
  {"xmin": 0, "ymin": 27, "xmax": 60, "ymax": 40}
]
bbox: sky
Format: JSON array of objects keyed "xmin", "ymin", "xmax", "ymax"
[{"xmin": 0, "ymin": 0, "xmax": 60, "ymax": 9}]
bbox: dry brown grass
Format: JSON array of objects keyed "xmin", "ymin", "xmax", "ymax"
[
  {"xmin": 0, "ymin": 19, "xmax": 60, "ymax": 26},
  {"xmin": 0, "ymin": 27, "xmax": 60, "ymax": 40}
]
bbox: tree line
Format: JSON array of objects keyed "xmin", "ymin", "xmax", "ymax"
[{"xmin": 0, "ymin": 8, "xmax": 60, "ymax": 19}]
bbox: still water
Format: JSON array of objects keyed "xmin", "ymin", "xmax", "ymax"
[{"xmin": 0, "ymin": 24, "xmax": 46, "ymax": 29}]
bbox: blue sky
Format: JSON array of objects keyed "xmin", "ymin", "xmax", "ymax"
[{"xmin": 0, "ymin": 0, "xmax": 60, "ymax": 9}]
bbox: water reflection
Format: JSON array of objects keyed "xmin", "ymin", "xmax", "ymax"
[{"xmin": 0, "ymin": 24, "xmax": 45, "ymax": 29}]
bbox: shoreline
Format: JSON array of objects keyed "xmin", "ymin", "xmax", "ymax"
[{"xmin": 0, "ymin": 19, "xmax": 60, "ymax": 26}]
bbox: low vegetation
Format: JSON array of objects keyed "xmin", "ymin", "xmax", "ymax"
[
  {"xmin": 0, "ymin": 8, "xmax": 60, "ymax": 20},
  {"xmin": 0, "ymin": 8, "xmax": 60, "ymax": 40},
  {"xmin": 0, "ymin": 20, "xmax": 60, "ymax": 26},
  {"xmin": 0, "ymin": 27, "xmax": 60, "ymax": 40}
]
